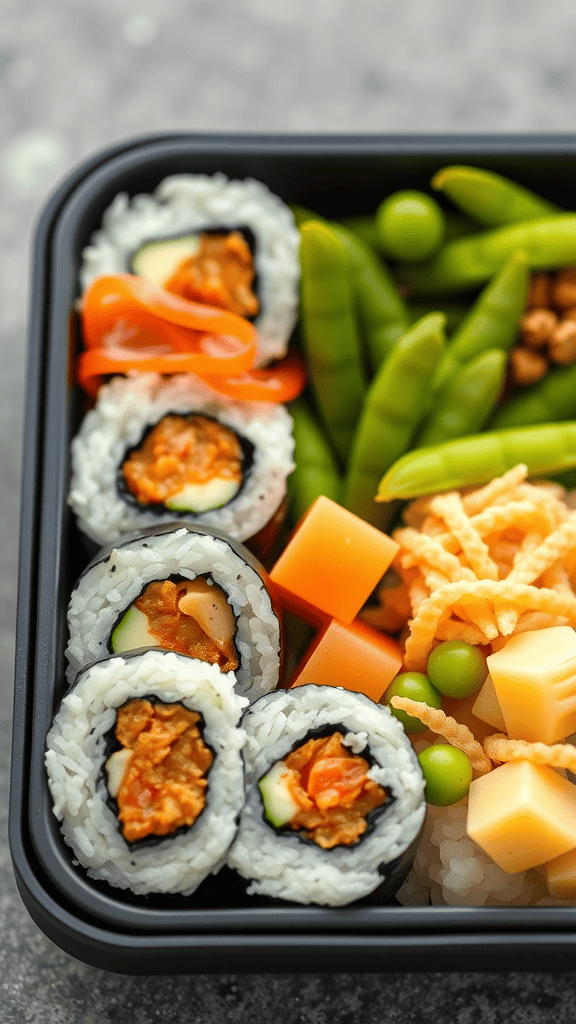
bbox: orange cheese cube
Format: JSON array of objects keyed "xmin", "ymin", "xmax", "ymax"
[
  {"xmin": 289, "ymin": 617, "xmax": 403, "ymax": 703},
  {"xmin": 467, "ymin": 760, "xmax": 576, "ymax": 874},
  {"xmin": 270, "ymin": 496, "xmax": 399, "ymax": 625},
  {"xmin": 486, "ymin": 627, "xmax": 576, "ymax": 744},
  {"xmin": 544, "ymin": 847, "xmax": 576, "ymax": 899},
  {"xmin": 471, "ymin": 674, "xmax": 506, "ymax": 732}
]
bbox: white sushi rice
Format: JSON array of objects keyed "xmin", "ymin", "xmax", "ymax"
[
  {"xmin": 66, "ymin": 526, "xmax": 281, "ymax": 702},
  {"xmin": 79, "ymin": 173, "xmax": 300, "ymax": 367},
  {"xmin": 227, "ymin": 685, "xmax": 426, "ymax": 906},
  {"xmin": 396, "ymin": 802, "xmax": 545, "ymax": 907},
  {"xmin": 45, "ymin": 649, "xmax": 248, "ymax": 896},
  {"xmin": 69, "ymin": 373, "xmax": 295, "ymax": 548}
]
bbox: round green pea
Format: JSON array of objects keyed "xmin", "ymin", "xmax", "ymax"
[
  {"xmin": 417, "ymin": 745, "xmax": 473, "ymax": 806},
  {"xmin": 384, "ymin": 672, "xmax": 442, "ymax": 733},
  {"xmin": 376, "ymin": 190, "xmax": 445, "ymax": 262},
  {"xmin": 427, "ymin": 640, "xmax": 488, "ymax": 698}
]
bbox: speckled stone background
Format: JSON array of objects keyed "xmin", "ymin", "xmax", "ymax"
[{"xmin": 5, "ymin": 0, "xmax": 576, "ymax": 1020}]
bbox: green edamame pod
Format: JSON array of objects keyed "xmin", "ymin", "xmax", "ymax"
[
  {"xmin": 344, "ymin": 313, "xmax": 445, "ymax": 527},
  {"xmin": 417, "ymin": 349, "xmax": 507, "ymax": 448},
  {"xmin": 432, "ymin": 165, "xmax": 559, "ymax": 228},
  {"xmin": 331, "ymin": 223, "xmax": 409, "ymax": 372},
  {"xmin": 401, "ymin": 214, "xmax": 576, "ymax": 296},
  {"xmin": 292, "ymin": 208, "xmax": 409, "ymax": 373},
  {"xmin": 491, "ymin": 360, "xmax": 576, "ymax": 430},
  {"xmin": 299, "ymin": 220, "xmax": 367, "ymax": 463},
  {"xmin": 287, "ymin": 397, "xmax": 343, "ymax": 522},
  {"xmin": 430, "ymin": 250, "xmax": 529, "ymax": 395},
  {"xmin": 376, "ymin": 421, "xmax": 576, "ymax": 501}
]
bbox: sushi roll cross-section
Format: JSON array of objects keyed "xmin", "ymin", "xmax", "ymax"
[
  {"xmin": 69, "ymin": 373, "xmax": 294, "ymax": 550},
  {"xmin": 228, "ymin": 685, "xmax": 426, "ymax": 906},
  {"xmin": 65, "ymin": 524, "xmax": 282, "ymax": 703},
  {"xmin": 45, "ymin": 649, "xmax": 248, "ymax": 896},
  {"xmin": 79, "ymin": 172, "xmax": 300, "ymax": 367}
]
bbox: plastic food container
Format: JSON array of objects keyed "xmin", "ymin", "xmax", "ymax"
[{"xmin": 11, "ymin": 133, "xmax": 576, "ymax": 974}]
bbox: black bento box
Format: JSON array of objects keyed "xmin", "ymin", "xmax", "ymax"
[{"xmin": 11, "ymin": 133, "xmax": 576, "ymax": 974}]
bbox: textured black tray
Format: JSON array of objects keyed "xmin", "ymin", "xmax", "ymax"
[{"xmin": 11, "ymin": 132, "xmax": 576, "ymax": 973}]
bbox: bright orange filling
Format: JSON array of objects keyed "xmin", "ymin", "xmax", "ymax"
[
  {"xmin": 135, "ymin": 579, "xmax": 239, "ymax": 672},
  {"xmin": 283, "ymin": 732, "xmax": 387, "ymax": 849},
  {"xmin": 114, "ymin": 699, "xmax": 213, "ymax": 842},
  {"xmin": 122, "ymin": 413, "xmax": 243, "ymax": 507},
  {"xmin": 165, "ymin": 231, "xmax": 259, "ymax": 319}
]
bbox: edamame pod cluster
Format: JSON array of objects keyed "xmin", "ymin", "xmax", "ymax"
[{"xmin": 295, "ymin": 164, "xmax": 576, "ymax": 526}]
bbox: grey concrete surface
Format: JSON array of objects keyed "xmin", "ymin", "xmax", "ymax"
[{"xmin": 4, "ymin": 0, "xmax": 576, "ymax": 1020}]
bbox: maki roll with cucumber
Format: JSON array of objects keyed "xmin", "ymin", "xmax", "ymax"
[
  {"xmin": 69, "ymin": 373, "xmax": 294, "ymax": 550},
  {"xmin": 65, "ymin": 524, "xmax": 282, "ymax": 703},
  {"xmin": 79, "ymin": 172, "xmax": 300, "ymax": 367},
  {"xmin": 45, "ymin": 648, "xmax": 247, "ymax": 896},
  {"xmin": 228, "ymin": 685, "xmax": 426, "ymax": 906}
]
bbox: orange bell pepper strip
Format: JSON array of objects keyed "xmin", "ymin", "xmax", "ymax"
[{"xmin": 198, "ymin": 350, "xmax": 307, "ymax": 403}]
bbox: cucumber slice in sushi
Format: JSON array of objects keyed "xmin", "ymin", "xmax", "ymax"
[
  {"xmin": 258, "ymin": 762, "xmax": 300, "ymax": 828},
  {"xmin": 165, "ymin": 477, "xmax": 240, "ymax": 513},
  {"xmin": 131, "ymin": 234, "xmax": 200, "ymax": 287},
  {"xmin": 110, "ymin": 606, "xmax": 157, "ymax": 654}
]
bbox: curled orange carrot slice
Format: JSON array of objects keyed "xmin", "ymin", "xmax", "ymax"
[
  {"xmin": 81, "ymin": 273, "xmax": 257, "ymax": 362},
  {"xmin": 77, "ymin": 274, "xmax": 306, "ymax": 403},
  {"xmin": 198, "ymin": 350, "xmax": 307, "ymax": 403}
]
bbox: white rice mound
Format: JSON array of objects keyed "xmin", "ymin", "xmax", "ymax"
[
  {"xmin": 68, "ymin": 373, "xmax": 295, "ymax": 547},
  {"xmin": 227, "ymin": 685, "xmax": 426, "ymax": 906},
  {"xmin": 395, "ymin": 801, "xmax": 546, "ymax": 907},
  {"xmin": 45, "ymin": 649, "xmax": 248, "ymax": 896},
  {"xmin": 65, "ymin": 526, "xmax": 281, "ymax": 702},
  {"xmin": 79, "ymin": 173, "xmax": 300, "ymax": 367}
]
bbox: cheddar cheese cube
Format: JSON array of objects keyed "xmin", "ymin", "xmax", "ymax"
[
  {"xmin": 486, "ymin": 627, "xmax": 576, "ymax": 744},
  {"xmin": 544, "ymin": 846, "xmax": 576, "ymax": 899},
  {"xmin": 471, "ymin": 674, "xmax": 506, "ymax": 732},
  {"xmin": 270, "ymin": 496, "xmax": 399, "ymax": 624},
  {"xmin": 290, "ymin": 617, "xmax": 403, "ymax": 703},
  {"xmin": 467, "ymin": 760, "xmax": 576, "ymax": 874}
]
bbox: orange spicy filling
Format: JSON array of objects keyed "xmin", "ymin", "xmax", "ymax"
[
  {"xmin": 110, "ymin": 699, "xmax": 213, "ymax": 842},
  {"xmin": 283, "ymin": 733, "xmax": 387, "ymax": 849},
  {"xmin": 165, "ymin": 231, "xmax": 259, "ymax": 319},
  {"xmin": 136, "ymin": 578, "xmax": 238, "ymax": 671},
  {"xmin": 122, "ymin": 414, "xmax": 243, "ymax": 507}
]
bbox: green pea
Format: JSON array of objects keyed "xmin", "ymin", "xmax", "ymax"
[
  {"xmin": 384, "ymin": 672, "xmax": 442, "ymax": 733},
  {"xmin": 427, "ymin": 640, "xmax": 488, "ymax": 698},
  {"xmin": 418, "ymin": 745, "xmax": 473, "ymax": 806},
  {"xmin": 376, "ymin": 191, "xmax": 445, "ymax": 262}
]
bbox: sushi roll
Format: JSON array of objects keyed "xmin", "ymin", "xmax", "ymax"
[
  {"xmin": 68, "ymin": 373, "xmax": 295, "ymax": 550},
  {"xmin": 79, "ymin": 172, "xmax": 300, "ymax": 367},
  {"xmin": 227, "ymin": 685, "xmax": 426, "ymax": 906},
  {"xmin": 45, "ymin": 648, "xmax": 247, "ymax": 896},
  {"xmin": 65, "ymin": 524, "xmax": 282, "ymax": 703}
]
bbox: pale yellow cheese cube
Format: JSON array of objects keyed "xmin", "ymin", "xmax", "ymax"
[
  {"xmin": 467, "ymin": 759, "xmax": 576, "ymax": 874},
  {"xmin": 471, "ymin": 674, "xmax": 506, "ymax": 732},
  {"xmin": 544, "ymin": 847, "xmax": 576, "ymax": 899},
  {"xmin": 486, "ymin": 627, "xmax": 576, "ymax": 743}
]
